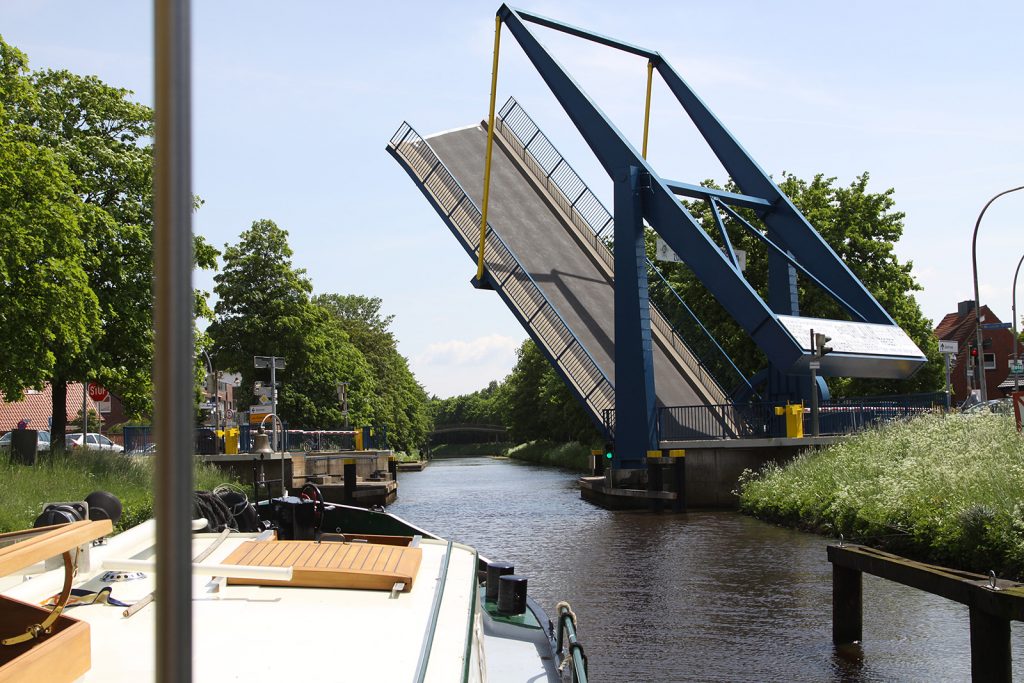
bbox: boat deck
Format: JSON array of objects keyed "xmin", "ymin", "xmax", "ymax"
[{"xmin": 2, "ymin": 523, "xmax": 482, "ymax": 682}]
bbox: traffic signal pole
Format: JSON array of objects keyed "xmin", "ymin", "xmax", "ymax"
[{"xmin": 810, "ymin": 330, "xmax": 819, "ymax": 437}]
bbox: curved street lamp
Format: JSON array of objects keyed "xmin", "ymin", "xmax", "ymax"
[
  {"xmin": 200, "ymin": 349, "xmax": 220, "ymax": 440},
  {"xmin": 972, "ymin": 185, "xmax": 1024, "ymax": 402},
  {"xmin": 1014, "ymin": 252, "xmax": 1024, "ymax": 393}
]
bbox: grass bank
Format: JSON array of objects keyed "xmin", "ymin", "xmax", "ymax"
[
  {"xmin": 0, "ymin": 451, "xmax": 238, "ymax": 534},
  {"xmin": 507, "ymin": 441, "xmax": 591, "ymax": 472},
  {"xmin": 430, "ymin": 442, "xmax": 511, "ymax": 457},
  {"xmin": 738, "ymin": 412, "xmax": 1024, "ymax": 578}
]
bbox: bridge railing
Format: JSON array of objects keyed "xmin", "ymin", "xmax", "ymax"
[
  {"xmin": 656, "ymin": 391, "xmax": 948, "ymax": 441},
  {"xmin": 494, "ymin": 97, "xmax": 738, "ymax": 405},
  {"xmin": 388, "ymin": 123, "xmax": 615, "ymax": 430}
]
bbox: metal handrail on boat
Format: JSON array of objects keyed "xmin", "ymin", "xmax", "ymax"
[
  {"xmin": 414, "ymin": 540, "xmax": 454, "ymax": 683},
  {"xmin": 555, "ymin": 602, "xmax": 589, "ymax": 683}
]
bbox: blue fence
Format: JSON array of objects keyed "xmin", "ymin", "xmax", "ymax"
[
  {"xmin": 647, "ymin": 391, "xmax": 948, "ymax": 441},
  {"xmin": 122, "ymin": 425, "xmax": 375, "ymax": 454}
]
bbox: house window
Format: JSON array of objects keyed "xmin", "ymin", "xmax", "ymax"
[{"xmin": 984, "ymin": 353, "xmax": 996, "ymax": 370}]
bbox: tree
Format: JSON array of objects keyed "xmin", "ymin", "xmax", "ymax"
[
  {"xmin": 0, "ymin": 108, "xmax": 98, "ymax": 400},
  {"xmin": 209, "ymin": 220, "xmax": 375, "ymax": 430},
  {"xmin": 0, "ymin": 38, "xmax": 99, "ymax": 418},
  {"xmin": 314, "ymin": 293, "xmax": 430, "ymax": 453},
  {"xmin": 653, "ymin": 172, "xmax": 943, "ymax": 397},
  {"xmin": 0, "ymin": 36, "xmax": 218, "ymax": 450},
  {"xmin": 503, "ymin": 340, "xmax": 599, "ymax": 443}
]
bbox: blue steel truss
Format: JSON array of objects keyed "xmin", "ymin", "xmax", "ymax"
[{"xmin": 494, "ymin": 4, "xmax": 925, "ymax": 466}]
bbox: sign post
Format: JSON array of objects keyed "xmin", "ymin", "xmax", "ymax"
[
  {"xmin": 254, "ymin": 356, "xmax": 286, "ymax": 450},
  {"xmin": 336, "ymin": 382, "xmax": 349, "ymax": 430},
  {"xmin": 938, "ymin": 340, "xmax": 958, "ymax": 411},
  {"xmin": 1014, "ymin": 392, "xmax": 1024, "ymax": 434}
]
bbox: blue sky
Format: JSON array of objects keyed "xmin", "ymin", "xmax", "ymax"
[{"xmin": 5, "ymin": 1, "xmax": 1023, "ymax": 396}]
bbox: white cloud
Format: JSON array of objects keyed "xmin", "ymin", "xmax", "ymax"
[{"xmin": 413, "ymin": 334, "xmax": 522, "ymax": 398}]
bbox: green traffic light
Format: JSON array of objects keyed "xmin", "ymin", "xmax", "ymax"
[{"xmin": 605, "ymin": 452, "xmax": 613, "ymax": 460}]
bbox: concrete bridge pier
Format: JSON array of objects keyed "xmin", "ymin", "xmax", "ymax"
[{"xmin": 580, "ymin": 436, "xmax": 840, "ymax": 510}]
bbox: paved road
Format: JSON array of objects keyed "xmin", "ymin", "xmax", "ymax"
[{"xmin": 426, "ymin": 124, "xmax": 707, "ymax": 410}]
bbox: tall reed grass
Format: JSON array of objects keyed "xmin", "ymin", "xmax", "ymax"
[
  {"xmin": 507, "ymin": 440, "xmax": 591, "ymax": 471},
  {"xmin": 0, "ymin": 451, "xmax": 237, "ymax": 533},
  {"xmin": 737, "ymin": 412, "xmax": 1024, "ymax": 578}
]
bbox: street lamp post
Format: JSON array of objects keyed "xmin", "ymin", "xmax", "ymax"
[
  {"xmin": 972, "ymin": 185, "xmax": 1024, "ymax": 402},
  {"xmin": 1014, "ymin": 252, "xmax": 1024, "ymax": 393},
  {"xmin": 201, "ymin": 349, "xmax": 218, "ymax": 438}
]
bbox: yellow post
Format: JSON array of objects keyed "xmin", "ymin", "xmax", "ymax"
[
  {"xmin": 354, "ymin": 430, "xmax": 363, "ymax": 451},
  {"xmin": 476, "ymin": 15, "xmax": 503, "ymax": 283},
  {"xmin": 775, "ymin": 403, "xmax": 805, "ymax": 438},
  {"xmin": 642, "ymin": 60, "xmax": 654, "ymax": 159},
  {"xmin": 224, "ymin": 428, "xmax": 239, "ymax": 455}
]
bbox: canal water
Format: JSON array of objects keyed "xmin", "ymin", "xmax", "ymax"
[{"xmin": 388, "ymin": 456, "xmax": 1024, "ymax": 682}]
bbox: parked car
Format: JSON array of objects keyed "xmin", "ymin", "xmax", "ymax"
[
  {"xmin": 0, "ymin": 430, "xmax": 51, "ymax": 452},
  {"xmin": 963, "ymin": 398, "xmax": 1014, "ymax": 415},
  {"xmin": 65, "ymin": 432, "xmax": 124, "ymax": 453}
]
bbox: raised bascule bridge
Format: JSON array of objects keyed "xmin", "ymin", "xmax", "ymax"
[{"xmin": 388, "ymin": 5, "xmax": 928, "ymax": 507}]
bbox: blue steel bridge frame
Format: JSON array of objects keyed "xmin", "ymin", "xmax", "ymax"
[{"xmin": 496, "ymin": 5, "xmax": 920, "ymax": 469}]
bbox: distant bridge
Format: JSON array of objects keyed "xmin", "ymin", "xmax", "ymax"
[{"xmin": 430, "ymin": 423, "xmax": 508, "ymax": 438}]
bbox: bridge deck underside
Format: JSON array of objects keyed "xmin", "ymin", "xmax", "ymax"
[{"xmin": 426, "ymin": 124, "xmax": 707, "ymax": 411}]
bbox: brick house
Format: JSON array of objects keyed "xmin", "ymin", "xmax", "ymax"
[
  {"xmin": 934, "ymin": 300, "xmax": 1024, "ymax": 402},
  {"xmin": 0, "ymin": 383, "xmax": 125, "ymax": 435}
]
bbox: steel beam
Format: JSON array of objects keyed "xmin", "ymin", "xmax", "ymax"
[{"xmin": 613, "ymin": 166, "xmax": 657, "ymax": 468}]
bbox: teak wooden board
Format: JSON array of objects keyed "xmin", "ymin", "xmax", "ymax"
[{"xmin": 223, "ymin": 540, "xmax": 422, "ymax": 591}]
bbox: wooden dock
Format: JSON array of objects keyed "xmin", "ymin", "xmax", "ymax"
[{"xmin": 829, "ymin": 543, "xmax": 1024, "ymax": 681}]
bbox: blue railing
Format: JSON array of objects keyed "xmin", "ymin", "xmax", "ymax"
[{"xmin": 655, "ymin": 392, "xmax": 947, "ymax": 441}]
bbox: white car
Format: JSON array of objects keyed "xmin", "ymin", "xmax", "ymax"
[
  {"xmin": 65, "ymin": 432, "xmax": 124, "ymax": 453},
  {"xmin": 0, "ymin": 430, "xmax": 51, "ymax": 452}
]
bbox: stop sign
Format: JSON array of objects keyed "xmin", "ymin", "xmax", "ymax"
[{"xmin": 88, "ymin": 382, "xmax": 109, "ymax": 402}]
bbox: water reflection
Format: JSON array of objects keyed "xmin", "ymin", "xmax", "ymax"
[{"xmin": 389, "ymin": 457, "xmax": 1021, "ymax": 681}]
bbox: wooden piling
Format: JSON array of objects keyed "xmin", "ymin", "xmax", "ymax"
[
  {"xmin": 591, "ymin": 449, "xmax": 605, "ymax": 477},
  {"xmin": 646, "ymin": 452, "xmax": 663, "ymax": 513},
  {"xmin": 388, "ymin": 455, "xmax": 398, "ymax": 481},
  {"xmin": 969, "ymin": 606, "xmax": 1011, "ymax": 682},
  {"xmin": 832, "ymin": 564, "xmax": 862, "ymax": 646},
  {"xmin": 343, "ymin": 458, "xmax": 356, "ymax": 504},
  {"xmin": 828, "ymin": 543, "xmax": 1024, "ymax": 682},
  {"xmin": 669, "ymin": 449, "xmax": 686, "ymax": 512}
]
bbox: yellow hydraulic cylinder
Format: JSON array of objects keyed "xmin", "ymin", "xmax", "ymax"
[{"xmin": 775, "ymin": 403, "xmax": 804, "ymax": 438}]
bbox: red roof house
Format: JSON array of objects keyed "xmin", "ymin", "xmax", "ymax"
[
  {"xmin": 0, "ymin": 383, "xmax": 104, "ymax": 434},
  {"xmin": 934, "ymin": 300, "xmax": 1024, "ymax": 402}
]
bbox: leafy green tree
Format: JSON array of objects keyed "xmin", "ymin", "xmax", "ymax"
[
  {"xmin": 314, "ymin": 293, "xmax": 431, "ymax": 453},
  {"xmin": 0, "ymin": 38, "xmax": 98, "ymax": 420},
  {"xmin": 0, "ymin": 36, "xmax": 218, "ymax": 450},
  {"xmin": 0, "ymin": 110, "xmax": 98, "ymax": 399},
  {"xmin": 67, "ymin": 407, "xmax": 102, "ymax": 433},
  {"xmin": 430, "ymin": 380, "xmax": 508, "ymax": 429},
  {"xmin": 209, "ymin": 220, "xmax": 374, "ymax": 430},
  {"xmin": 503, "ymin": 340, "xmax": 599, "ymax": 443},
  {"xmin": 654, "ymin": 172, "xmax": 943, "ymax": 397}
]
